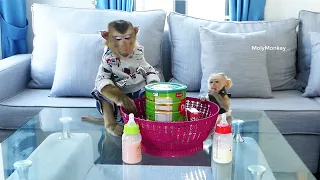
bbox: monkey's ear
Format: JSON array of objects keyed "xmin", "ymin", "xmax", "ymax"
[
  {"xmin": 100, "ymin": 31, "xmax": 109, "ymax": 40},
  {"xmin": 134, "ymin": 26, "xmax": 139, "ymax": 34},
  {"xmin": 225, "ymin": 77, "xmax": 232, "ymax": 88}
]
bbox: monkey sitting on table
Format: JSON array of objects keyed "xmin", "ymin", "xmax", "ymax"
[
  {"xmin": 200, "ymin": 73, "xmax": 232, "ymax": 124},
  {"xmin": 82, "ymin": 20, "xmax": 160, "ymax": 136}
]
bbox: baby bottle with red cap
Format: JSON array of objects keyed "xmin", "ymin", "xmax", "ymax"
[{"xmin": 212, "ymin": 113, "xmax": 233, "ymax": 164}]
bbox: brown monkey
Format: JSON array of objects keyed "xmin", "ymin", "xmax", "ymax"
[
  {"xmin": 82, "ymin": 20, "xmax": 160, "ymax": 136},
  {"xmin": 200, "ymin": 73, "xmax": 232, "ymax": 124}
]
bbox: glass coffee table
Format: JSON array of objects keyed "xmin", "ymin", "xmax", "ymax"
[{"xmin": 0, "ymin": 108, "xmax": 317, "ymax": 180}]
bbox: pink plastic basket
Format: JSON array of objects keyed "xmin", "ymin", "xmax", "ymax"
[{"xmin": 120, "ymin": 97, "xmax": 220, "ymax": 157}]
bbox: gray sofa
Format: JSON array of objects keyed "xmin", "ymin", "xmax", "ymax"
[
  {"xmin": 1, "ymin": 29, "xmax": 320, "ymax": 174},
  {"xmin": 0, "ymin": 6, "xmax": 320, "ymax": 175}
]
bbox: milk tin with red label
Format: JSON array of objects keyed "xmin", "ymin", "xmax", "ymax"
[{"xmin": 145, "ymin": 82, "xmax": 187, "ymax": 122}]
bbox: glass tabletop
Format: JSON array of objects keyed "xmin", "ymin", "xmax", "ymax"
[{"xmin": 0, "ymin": 108, "xmax": 317, "ymax": 180}]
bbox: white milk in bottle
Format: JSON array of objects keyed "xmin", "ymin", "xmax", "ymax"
[{"xmin": 212, "ymin": 113, "xmax": 233, "ymax": 164}]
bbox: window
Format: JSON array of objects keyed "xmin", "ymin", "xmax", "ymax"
[
  {"xmin": 134, "ymin": 0, "xmax": 227, "ymax": 21},
  {"xmin": 135, "ymin": 0, "xmax": 174, "ymax": 13},
  {"xmin": 186, "ymin": 0, "xmax": 226, "ymax": 21}
]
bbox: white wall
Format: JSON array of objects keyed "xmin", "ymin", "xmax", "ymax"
[{"xmin": 264, "ymin": 0, "xmax": 320, "ymax": 20}]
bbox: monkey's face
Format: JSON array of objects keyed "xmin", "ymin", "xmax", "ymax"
[
  {"xmin": 208, "ymin": 73, "xmax": 232, "ymax": 92},
  {"xmin": 101, "ymin": 20, "xmax": 139, "ymax": 58},
  {"xmin": 109, "ymin": 27, "xmax": 136, "ymax": 57}
]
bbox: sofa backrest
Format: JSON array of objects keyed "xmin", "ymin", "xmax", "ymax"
[
  {"xmin": 25, "ymin": 3, "xmax": 174, "ymax": 82},
  {"xmin": 161, "ymin": 29, "xmax": 173, "ymax": 81},
  {"xmin": 24, "ymin": 4, "xmax": 320, "ymax": 93},
  {"xmin": 27, "ymin": 4, "xmax": 167, "ymax": 89}
]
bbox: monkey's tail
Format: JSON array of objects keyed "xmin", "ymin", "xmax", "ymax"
[{"xmin": 81, "ymin": 116, "xmax": 104, "ymax": 124}]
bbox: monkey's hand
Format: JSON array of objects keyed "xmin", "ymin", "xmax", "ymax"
[
  {"xmin": 199, "ymin": 96, "xmax": 208, "ymax": 102},
  {"xmin": 225, "ymin": 109, "xmax": 232, "ymax": 117},
  {"xmin": 121, "ymin": 96, "xmax": 137, "ymax": 114},
  {"xmin": 148, "ymin": 80, "xmax": 159, "ymax": 84},
  {"xmin": 101, "ymin": 85, "xmax": 137, "ymax": 114}
]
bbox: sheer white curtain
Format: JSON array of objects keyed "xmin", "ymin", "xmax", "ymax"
[
  {"xmin": 187, "ymin": 0, "xmax": 226, "ymax": 20},
  {"xmin": 135, "ymin": 0, "xmax": 226, "ymax": 21},
  {"xmin": 135, "ymin": 0, "xmax": 174, "ymax": 12}
]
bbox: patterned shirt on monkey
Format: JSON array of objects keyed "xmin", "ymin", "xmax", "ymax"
[{"xmin": 94, "ymin": 45, "xmax": 160, "ymax": 94}]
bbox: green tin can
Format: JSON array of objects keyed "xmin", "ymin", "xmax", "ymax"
[{"xmin": 145, "ymin": 82, "xmax": 187, "ymax": 122}]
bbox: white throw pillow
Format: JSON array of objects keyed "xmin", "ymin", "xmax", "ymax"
[
  {"xmin": 199, "ymin": 27, "xmax": 273, "ymax": 98},
  {"xmin": 29, "ymin": 3, "xmax": 166, "ymax": 89},
  {"xmin": 302, "ymin": 32, "xmax": 320, "ymax": 97},
  {"xmin": 50, "ymin": 32, "xmax": 104, "ymax": 97}
]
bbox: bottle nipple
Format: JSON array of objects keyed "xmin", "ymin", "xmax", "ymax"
[
  {"xmin": 128, "ymin": 113, "xmax": 136, "ymax": 126},
  {"xmin": 124, "ymin": 113, "xmax": 140, "ymax": 135},
  {"xmin": 220, "ymin": 113, "xmax": 228, "ymax": 125},
  {"xmin": 215, "ymin": 113, "xmax": 231, "ymax": 134}
]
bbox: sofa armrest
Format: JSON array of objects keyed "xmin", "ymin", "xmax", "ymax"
[{"xmin": 0, "ymin": 54, "xmax": 31, "ymax": 102}]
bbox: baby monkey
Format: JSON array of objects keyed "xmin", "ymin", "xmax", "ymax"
[
  {"xmin": 200, "ymin": 73, "xmax": 232, "ymax": 124},
  {"xmin": 82, "ymin": 20, "xmax": 160, "ymax": 136}
]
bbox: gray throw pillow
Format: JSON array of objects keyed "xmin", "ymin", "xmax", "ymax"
[
  {"xmin": 199, "ymin": 27, "xmax": 273, "ymax": 98},
  {"xmin": 50, "ymin": 32, "xmax": 104, "ymax": 97},
  {"xmin": 302, "ymin": 32, "xmax": 320, "ymax": 97},
  {"xmin": 297, "ymin": 10, "xmax": 320, "ymax": 90},
  {"xmin": 168, "ymin": 12, "xmax": 299, "ymax": 91}
]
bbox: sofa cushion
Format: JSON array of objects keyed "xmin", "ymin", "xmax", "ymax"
[
  {"xmin": 0, "ymin": 89, "xmax": 96, "ymax": 107},
  {"xmin": 267, "ymin": 111, "xmax": 320, "ymax": 134},
  {"xmin": 313, "ymin": 97, "xmax": 320, "ymax": 105},
  {"xmin": 2, "ymin": 89, "xmax": 320, "ymax": 111},
  {"xmin": 297, "ymin": 10, "xmax": 320, "ymax": 90},
  {"xmin": 50, "ymin": 32, "xmax": 104, "ymax": 97},
  {"xmin": 0, "ymin": 105, "xmax": 42, "ymax": 129},
  {"xmin": 168, "ymin": 12, "xmax": 299, "ymax": 91},
  {"xmin": 28, "ymin": 3, "xmax": 166, "ymax": 89},
  {"xmin": 199, "ymin": 27, "xmax": 272, "ymax": 98},
  {"xmin": 231, "ymin": 90, "xmax": 320, "ymax": 111},
  {"xmin": 187, "ymin": 90, "xmax": 320, "ymax": 111},
  {"xmin": 302, "ymin": 32, "xmax": 320, "ymax": 97}
]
